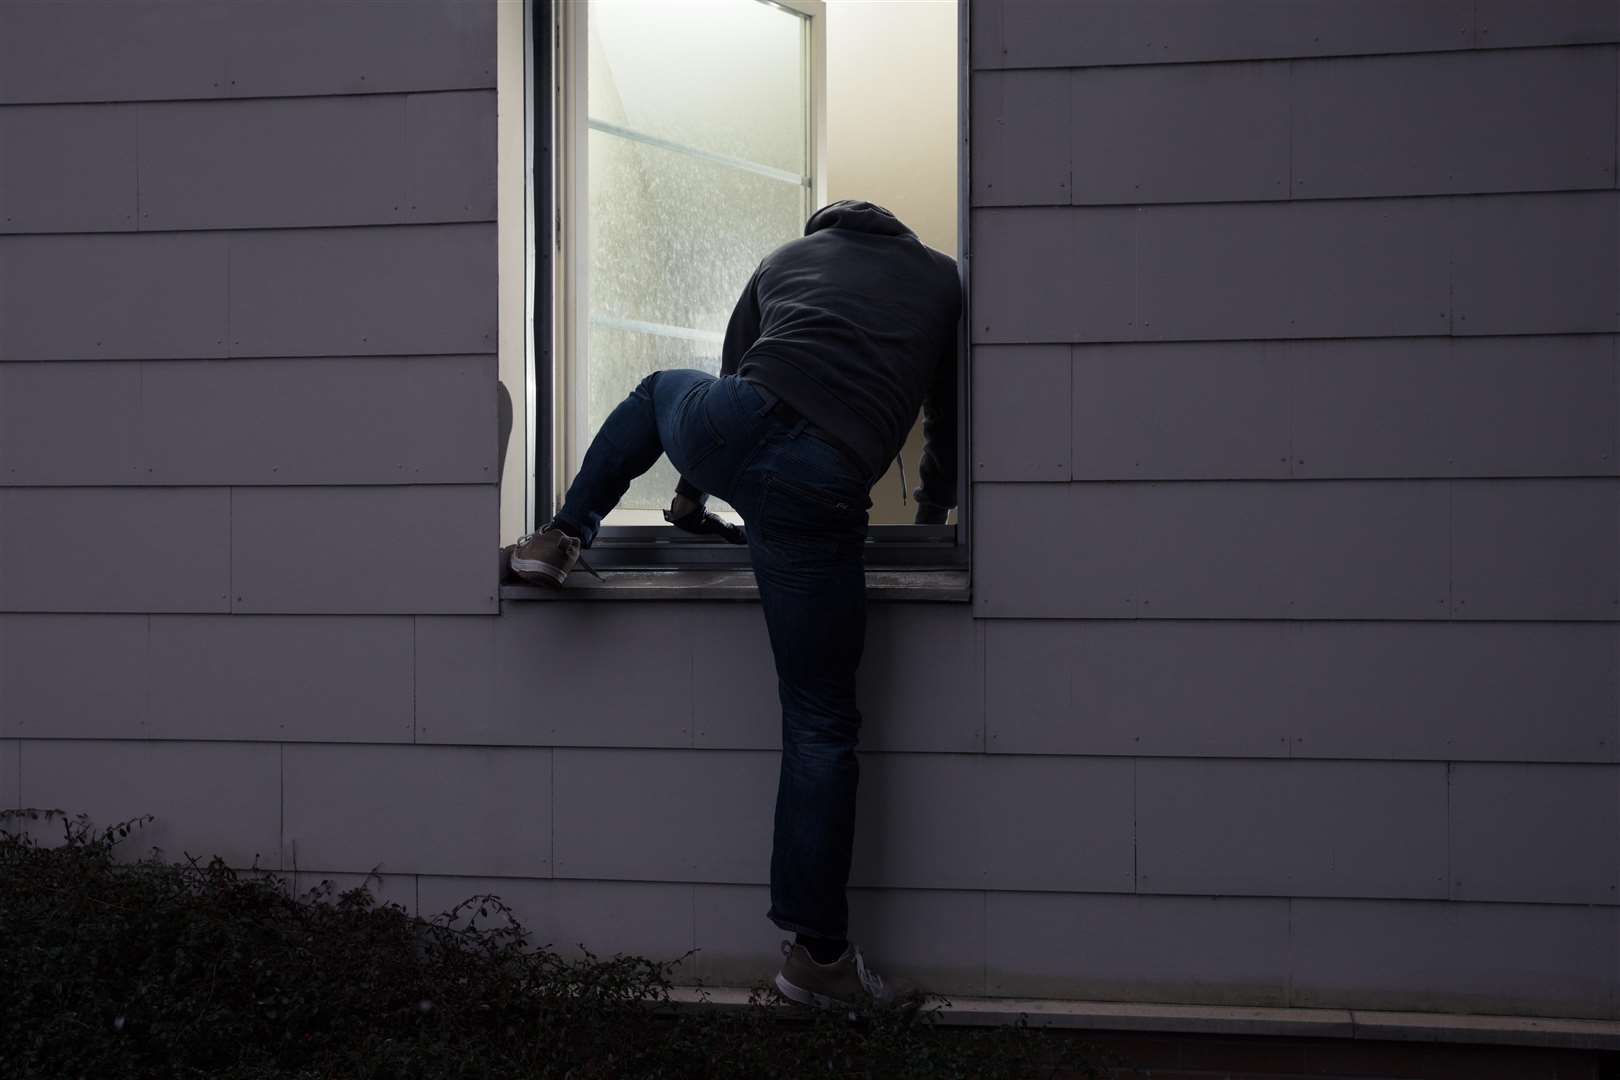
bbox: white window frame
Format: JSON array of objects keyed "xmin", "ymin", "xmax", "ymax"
[{"xmin": 525, "ymin": 0, "xmax": 970, "ymax": 570}]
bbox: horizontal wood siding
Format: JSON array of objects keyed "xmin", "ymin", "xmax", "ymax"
[
  {"xmin": 969, "ymin": 1, "xmax": 1620, "ymax": 1019},
  {"xmin": 0, "ymin": 0, "xmax": 499, "ymax": 615},
  {"xmin": 0, "ymin": 0, "xmax": 495, "ymax": 104}
]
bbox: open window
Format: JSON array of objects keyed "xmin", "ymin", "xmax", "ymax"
[{"xmin": 522, "ymin": 0, "xmax": 966, "ymax": 570}]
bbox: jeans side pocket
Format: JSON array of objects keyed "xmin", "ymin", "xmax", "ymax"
[{"xmin": 758, "ymin": 473, "xmax": 869, "ymax": 563}]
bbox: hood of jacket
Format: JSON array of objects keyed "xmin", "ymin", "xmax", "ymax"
[{"xmin": 803, "ymin": 199, "xmax": 914, "ymax": 238}]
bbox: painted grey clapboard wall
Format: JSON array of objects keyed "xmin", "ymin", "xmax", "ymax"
[
  {"xmin": 2, "ymin": 0, "xmax": 1619, "ymax": 1020},
  {"xmin": 969, "ymin": 0, "xmax": 1620, "ymax": 1019}
]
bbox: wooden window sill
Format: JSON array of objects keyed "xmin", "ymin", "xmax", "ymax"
[{"xmin": 499, "ymin": 568, "xmax": 969, "ymax": 602}]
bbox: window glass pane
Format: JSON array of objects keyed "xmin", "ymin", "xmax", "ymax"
[
  {"xmin": 588, "ymin": 0, "xmax": 805, "ymax": 176},
  {"xmin": 588, "ymin": 128, "xmax": 805, "ymax": 336}
]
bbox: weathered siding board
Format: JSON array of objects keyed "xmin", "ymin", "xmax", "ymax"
[
  {"xmin": 416, "ymin": 606, "xmax": 694, "ymax": 749},
  {"xmin": 0, "ymin": 488, "xmax": 231, "ymax": 613},
  {"xmin": 228, "ymin": 224, "xmax": 497, "ymax": 358},
  {"xmin": 282, "ymin": 743, "xmax": 549, "ymax": 878},
  {"xmin": 551, "ymin": 748, "xmax": 776, "ymax": 883},
  {"xmin": 1474, "ymin": 0, "xmax": 1620, "ymax": 49},
  {"xmin": 985, "ymin": 893, "xmax": 1291, "ymax": 1005},
  {"xmin": 142, "ymin": 356, "xmax": 496, "ymax": 485},
  {"xmin": 974, "ymin": 755, "xmax": 1135, "ymax": 892},
  {"xmin": 973, "ymin": 194, "xmax": 1620, "ymax": 345},
  {"xmin": 0, "ymin": 0, "xmax": 231, "ymax": 105},
  {"xmin": 417, "ymin": 603, "xmax": 982, "ymax": 753},
  {"xmin": 1451, "ymin": 192, "xmax": 1620, "ymax": 336},
  {"xmin": 0, "ymin": 0, "xmax": 495, "ymax": 105},
  {"xmin": 0, "ymin": 362, "xmax": 144, "ymax": 484},
  {"xmin": 1072, "ymin": 342, "xmax": 1291, "ymax": 481},
  {"xmin": 974, "ymin": 48, "xmax": 1617, "ymax": 206},
  {"xmin": 1449, "ymin": 479, "xmax": 1620, "ymax": 620},
  {"xmin": 1137, "ymin": 199, "xmax": 1454, "ymax": 342},
  {"xmin": 1063, "ymin": 336, "xmax": 1620, "ymax": 483},
  {"xmin": 693, "ymin": 882, "xmax": 987, "ymax": 994},
  {"xmin": 987, "ymin": 621, "xmax": 1620, "ymax": 763},
  {"xmin": 1287, "ymin": 336, "xmax": 1620, "ymax": 480},
  {"xmin": 974, "ymin": 481, "xmax": 1451, "ymax": 620},
  {"xmin": 551, "ymin": 750, "xmax": 1134, "ymax": 893},
  {"xmin": 0, "ymin": 613, "xmax": 417, "ymax": 743},
  {"xmin": 1068, "ymin": 62, "xmax": 1290, "ymax": 206},
  {"xmin": 986, "ymin": 621, "xmax": 1291, "ymax": 759},
  {"xmin": 856, "ymin": 753, "xmax": 1133, "ymax": 892},
  {"xmin": 219, "ymin": 0, "xmax": 496, "ymax": 102},
  {"xmin": 1448, "ymin": 763, "xmax": 1620, "ymax": 904},
  {"xmin": 1135, "ymin": 760, "xmax": 1450, "ymax": 899},
  {"xmin": 0, "ymin": 104, "xmax": 138, "ymax": 232},
  {"xmin": 1291, "ymin": 48, "xmax": 1618, "ymax": 200},
  {"xmin": 230, "ymin": 486, "xmax": 497, "ymax": 614},
  {"xmin": 1290, "ymin": 899, "xmax": 1617, "ymax": 1020},
  {"xmin": 972, "ymin": 346, "xmax": 1071, "ymax": 481},
  {"xmin": 971, "ymin": 0, "xmax": 1617, "ymax": 71},
  {"xmin": 148, "ymin": 616, "xmax": 414, "ymax": 743},
  {"xmin": 17, "ymin": 738, "xmax": 281, "ymax": 869},
  {"xmin": 970, "ymin": 71, "xmax": 1069, "ymax": 207},
  {"xmin": 0, "ymin": 232, "xmax": 230, "ymax": 361},
  {"xmin": 0, "ymin": 615, "xmax": 148, "ymax": 739},
  {"xmin": 971, "ymin": 207, "xmax": 1135, "ymax": 343},
  {"xmin": 0, "ymin": 356, "xmax": 496, "ymax": 485},
  {"xmin": 405, "ymin": 92, "xmax": 502, "ymax": 223},
  {"xmin": 131, "ymin": 92, "xmax": 495, "ymax": 232}
]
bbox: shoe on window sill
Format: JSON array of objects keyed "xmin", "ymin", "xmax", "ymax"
[{"xmin": 508, "ymin": 526, "xmax": 582, "ymax": 587}]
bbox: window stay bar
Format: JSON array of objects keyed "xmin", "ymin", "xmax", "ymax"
[{"xmin": 586, "ymin": 117, "xmax": 810, "ymax": 188}]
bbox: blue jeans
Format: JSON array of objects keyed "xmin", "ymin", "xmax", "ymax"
[{"xmin": 555, "ymin": 369, "xmax": 873, "ymax": 941}]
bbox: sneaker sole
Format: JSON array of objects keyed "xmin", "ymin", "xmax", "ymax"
[
  {"xmin": 510, "ymin": 556, "xmax": 568, "ymax": 585},
  {"xmin": 774, "ymin": 972, "xmax": 856, "ymax": 1012}
]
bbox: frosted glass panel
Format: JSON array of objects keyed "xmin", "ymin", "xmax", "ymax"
[
  {"xmin": 588, "ymin": 129, "xmax": 806, "ymax": 335},
  {"xmin": 588, "ymin": 0, "xmax": 806, "ymax": 175}
]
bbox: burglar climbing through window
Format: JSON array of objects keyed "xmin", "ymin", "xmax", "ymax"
[{"xmin": 503, "ymin": 198, "xmax": 962, "ymax": 1012}]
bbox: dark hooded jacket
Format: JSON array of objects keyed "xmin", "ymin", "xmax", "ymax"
[{"xmin": 715, "ymin": 199, "xmax": 962, "ymax": 510}]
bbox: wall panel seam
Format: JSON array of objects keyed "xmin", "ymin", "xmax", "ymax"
[
  {"xmin": 973, "ymin": 186, "xmax": 1620, "ymax": 212},
  {"xmin": 973, "ymin": 41, "xmax": 1620, "ymax": 76}
]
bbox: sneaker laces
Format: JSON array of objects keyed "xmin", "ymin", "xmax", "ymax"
[{"xmin": 851, "ymin": 945, "xmax": 885, "ymax": 998}]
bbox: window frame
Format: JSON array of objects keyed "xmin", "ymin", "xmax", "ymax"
[{"xmin": 527, "ymin": 0, "xmax": 971, "ymax": 571}]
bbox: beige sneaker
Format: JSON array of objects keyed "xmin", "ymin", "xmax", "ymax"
[
  {"xmin": 509, "ymin": 526, "xmax": 586, "ymax": 586},
  {"xmin": 773, "ymin": 939, "xmax": 925, "ymax": 1013}
]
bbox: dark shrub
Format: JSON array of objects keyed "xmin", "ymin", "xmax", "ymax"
[{"xmin": 0, "ymin": 808, "xmax": 1110, "ymax": 1080}]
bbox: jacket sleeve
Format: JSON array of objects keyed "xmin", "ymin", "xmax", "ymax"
[
  {"xmin": 675, "ymin": 267, "xmax": 763, "ymax": 503},
  {"xmin": 913, "ymin": 327, "xmax": 959, "ymax": 514},
  {"xmin": 718, "ymin": 265, "xmax": 763, "ymax": 379}
]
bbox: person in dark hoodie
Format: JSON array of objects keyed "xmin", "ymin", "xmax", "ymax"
[{"xmin": 508, "ymin": 199, "xmax": 961, "ymax": 1010}]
